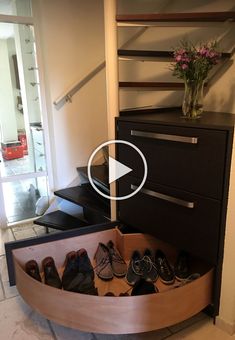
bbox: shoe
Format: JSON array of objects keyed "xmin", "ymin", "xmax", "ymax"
[
  {"xmin": 42, "ymin": 257, "xmax": 62, "ymax": 289},
  {"xmin": 131, "ymin": 278, "xmax": 159, "ymax": 296},
  {"xmin": 62, "ymin": 251, "xmax": 78, "ymax": 291},
  {"xmin": 25, "ymin": 260, "xmax": 41, "ymax": 282},
  {"xmin": 119, "ymin": 292, "xmax": 129, "ymax": 296},
  {"xmin": 142, "ymin": 249, "xmax": 158, "ymax": 282},
  {"xmin": 126, "ymin": 250, "xmax": 144, "ymax": 285},
  {"xmin": 107, "ymin": 240, "xmax": 127, "ymax": 277},
  {"xmin": 105, "ymin": 292, "xmax": 115, "ymax": 296},
  {"xmin": 175, "ymin": 251, "xmax": 190, "ymax": 281},
  {"xmin": 94, "ymin": 243, "xmax": 113, "ymax": 280},
  {"xmin": 62, "ymin": 249, "xmax": 97, "ymax": 294},
  {"xmin": 77, "ymin": 248, "xmax": 94, "ymax": 280},
  {"xmin": 155, "ymin": 250, "xmax": 175, "ymax": 285}
]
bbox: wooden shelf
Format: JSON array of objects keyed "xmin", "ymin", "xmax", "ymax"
[
  {"xmin": 117, "ymin": 11, "xmax": 235, "ymax": 23},
  {"xmin": 34, "ymin": 210, "xmax": 88, "ymax": 231},
  {"xmin": 54, "ymin": 184, "xmax": 110, "ymax": 218},
  {"xmin": 77, "ymin": 165, "xmax": 109, "ymax": 194},
  {"xmin": 119, "ymin": 82, "xmax": 185, "ymax": 90}
]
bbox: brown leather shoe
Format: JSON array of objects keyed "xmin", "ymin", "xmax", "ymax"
[
  {"xmin": 25, "ymin": 259, "xmax": 41, "ymax": 282},
  {"xmin": 42, "ymin": 257, "xmax": 62, "ymax": 289}
]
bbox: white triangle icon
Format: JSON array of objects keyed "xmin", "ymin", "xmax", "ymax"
[{"xmin": 108, "ymin": 156, "xmax": 132, "ymax": 184}]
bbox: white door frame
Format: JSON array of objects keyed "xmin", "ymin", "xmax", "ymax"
[{"xmin": 0, "ymin": 12, "xmax": 53, "ymax": 227}]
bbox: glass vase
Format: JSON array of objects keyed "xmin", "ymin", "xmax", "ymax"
[{"xmin": 182, "ymin": 80, "xmax": 205, "ymax": 119}]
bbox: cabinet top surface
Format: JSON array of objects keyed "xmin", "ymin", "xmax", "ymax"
[{"xmin": 117, "ymin": 109, "xmax": 235, "ymax": 131}]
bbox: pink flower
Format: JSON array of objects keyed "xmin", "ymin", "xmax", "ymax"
[
  {"xmin": 181, "ymin": 64, "xmax": 188, "ymax": 70},
  {"xmin": 175, "ymin": 55, "xmax": 182, "ymax": 62}
]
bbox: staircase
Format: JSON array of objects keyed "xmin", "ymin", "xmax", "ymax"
[
  {"xmin": 35, "ymin": 6, "xmax": 235, "ymax": 232},
  {"xmin": 34, "ymin": 165, "xmax": 110, "ymax": 231}
]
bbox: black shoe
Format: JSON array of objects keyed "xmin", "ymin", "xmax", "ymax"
[
  {"xmin": 77, "ymin": 248, "xmax": 94, "ymax": 280},
  {"xmin": 126, "ymin": 250, "xmax": 143, "ymax": 285},
  {"xmin": 142, "ymin": 249, "xmax": 158, "ymax": 283},
  {"xmin": 25, "ymin": 259, "xmax": 42, "ymax": 282},
  {"xmin": 175, "ymin": 251, "xmax": 190, "ymax": 281},
  {"xmin": 62, "ymin": 251, "xmax": 78, "ymax": 291},
  {"xmin": 131, "ymin": 278, "xmax": 159, "ymax": 296},
  {"xmin": 42, "ymin": 257, "xmax": 62, "ymax": 289},
  {"xmin": 155, "ymin": 250, "xmax": 175, "ymax": 285}
]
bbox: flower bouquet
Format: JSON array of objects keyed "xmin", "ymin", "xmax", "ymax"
[{"xmin": 172, "ymin": 40, "xmax": 221, "ymax": 118}]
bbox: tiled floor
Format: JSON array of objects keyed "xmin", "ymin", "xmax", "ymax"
[{"xmin": 0, "ymin": 224, "xmax": 234, "ymax": 339}]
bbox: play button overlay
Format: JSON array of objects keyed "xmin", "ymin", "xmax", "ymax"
[
  {"xmin": 108, "ymin": 156, "xmax": 132, "ymax": 184},
  {"xmin": 87, "ymin": 140, "xmax": 147, "ymax": 201}
]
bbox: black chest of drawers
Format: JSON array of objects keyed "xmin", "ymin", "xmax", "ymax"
[{"xmin": 116, "ymin": 110, "xmax": 235, "ymax": 314}]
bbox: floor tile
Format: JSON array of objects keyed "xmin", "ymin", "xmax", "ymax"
[
  {"xmin": 2, "ymin": 280, "xmax": 19, "ymax": 299},
  {"xmin": 13, "ymin": 228, "xmax": 37, "ymax": 240},
  {"xmin": 0, "ymin": 296, "xmax": 54, "ymax": 339},
  {"xmin": 0, "ymin": 255, "xmax": 9, "ymax": 281},
  {"xmin": 33, "ymin": 225, "xmax": 47, "ymax": 236},
  {"xmin": 50, "ymin": 321, "xmax": 94, "ymax": 339},
  {"xmin": 168, "ymin": 312, "xmax": 207, "ymax": 333},
  {"xmin": 165, "ymin": 318, "xmax": 234, "ymax": 340},
  {"xmin": 0, "ymin": 280, "xmax": 5, "ymax": 301},
  {"xmin": 93, "ymin": 327, "xmax": 171, "ymax": 340},
  {"xmin": 0, "ymin": 228, "xmax": 15, "ymax": 255}
]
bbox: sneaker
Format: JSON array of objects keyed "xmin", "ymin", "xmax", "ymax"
[
  {"xmin": 94, "ymin": 243, "xmax": 113, "ymax": 280},
  {"xmin": 131, "ymin": 278, "xmax": 159, "ymax": 296},
  {"xmin": 142, "ymin": 249, "xmax": 158, "ymax": 282},
  {"xmin": 25, "ymin": 259, "xmax": 41, "ymax": 282},
  {"xmin": 107, "ymin": 240, "xmax": 127, "ymax": 277},
  {"xmin": 126, "ymin": 250, "xmax": 143, "ymax": 285},
  {"xmin": 42, "ymin": 257, "xmax": 62, "ymax": 289},
  {"xmin": 175, "ymin": 251, "xmax": 190, "ymax": 281},
  {"xmin": 155, "ymin": 250, "xmax": 175, "ymax": 285},
  {"xmin": 62, "ymin": 251, "xmax": 78, "ymax": 291}
]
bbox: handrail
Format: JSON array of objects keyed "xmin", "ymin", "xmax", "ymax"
[{"xmin": 53, "ymin": 61, "xmax": 105, "ymax": 109}]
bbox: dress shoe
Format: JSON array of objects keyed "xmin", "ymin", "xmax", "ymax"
[
  {"xmin": 62, "ymin": 251, "xmax": 78, "ymax": 291},
  {"xmin": 42, "ymin": 257, "xmax": 62, "ymax": 289},
  {"xmin": 25, "ymin": 259, "xmax": 41, "ymax": 282}
]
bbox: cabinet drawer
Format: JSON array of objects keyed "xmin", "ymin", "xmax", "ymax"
[
  {"xmin": 118, "ymin": 176, "xmax": 221, "ymax": 263},
  {"xmin": 12, "ymin": 228, "xmax": 213, "ymax": 334},
  {"xmin": 117, "ymin": 121, "xmax": 227, "ymax": 200}
]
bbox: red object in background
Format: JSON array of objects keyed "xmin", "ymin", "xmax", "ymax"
[
  {"xmin": 18, "ymin": 131, "xmax": 28, "ymax": 155},
  {"xmin": 1, "ymin": 141, "xmax": 24, "ymax": 160}
]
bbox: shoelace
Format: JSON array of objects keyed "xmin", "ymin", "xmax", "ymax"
[
  {"xmin": 132, "ymin": 256, "xmax": 153, "ymax": 275},
  {"xmin": 110, "ymin": 251, "xmax": 126, "ymax": 264},
  {"xmin": 94, "ymin": 255, "xmax": 111, "ymax": 274},
  {"xmin": 142, "ymin": 255, "xmax": 158, "ymax": 273},
  {"xmin": 158, "ymin": 258, "xmax": 172, "ymax": 275}
]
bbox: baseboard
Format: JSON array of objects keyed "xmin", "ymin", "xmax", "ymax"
[{"xmin": 216, "ymin": 316, "xmax": 235, "ymax": 335}]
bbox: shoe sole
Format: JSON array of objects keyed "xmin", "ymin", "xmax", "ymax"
[
  {"xmin": 175, "ymin": 275, "xmax": 190, "ymax": 282},
  {"xmin": 160, "ymin": 277, "xmax": 175, "ymax": 285},
  {"xmin": 113, "ymin": 272, "xmax": 127, "ymax": 278},
  {"xmin": 96, "ymin": 273, "xmax": 113, "ymax": 281}
]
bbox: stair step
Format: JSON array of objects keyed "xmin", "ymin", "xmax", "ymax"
[
  {"xmin": 120, "ymin": 106, "xmax": 181, "ymax": 116},
  {"xmin": 116, "ymin": 11, "xmax": 235, "ymax": 23},
  {"xmin": 77, "ymin": 165, "xmax": 109, "ymax": 194},
  {"xmin": 118, "ymin": 49, "xmax": 231, "ymax": 60},
  {"xmin": 34, "ymin": 210, "xmax": 88, "ymax": 231},
  {"xmin": 119, "ymin": 82, "xmax": 185, "ymax": 90},
  {"xmin": 54, "ymin": 184, "xmax": 110, "ymax": 218}
]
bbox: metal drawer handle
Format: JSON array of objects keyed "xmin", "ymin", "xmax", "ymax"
[
  {"xmin": 131, "ymin": 184, "xmax": 195, "ymax": 209},
  {"xmin": 131, "ymin": 130, "xmax": 198, "ymax": 144}
]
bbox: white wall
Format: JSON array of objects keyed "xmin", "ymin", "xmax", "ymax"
[{"xmin": 32, "ymin": 0, "xmax": 108, "ymax": 189}]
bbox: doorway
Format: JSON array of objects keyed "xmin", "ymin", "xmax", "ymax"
[{"xmin": 0, "ymin": 2, "xmax": 49, "ymax": 226}]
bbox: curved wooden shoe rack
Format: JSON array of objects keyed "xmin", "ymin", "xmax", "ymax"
[{"xmin": 13, "ymin": 228, "xmax": 213, "ymax": 334}]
